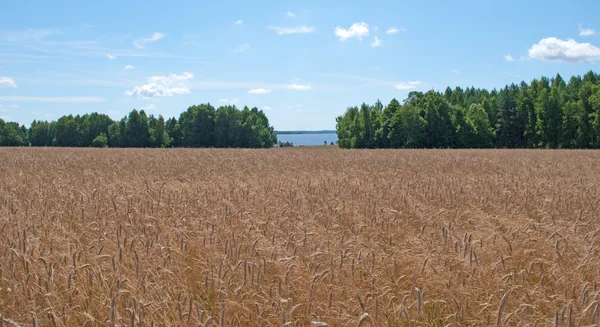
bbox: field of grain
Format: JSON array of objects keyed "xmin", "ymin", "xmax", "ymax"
[{"xmin": 1, "ymin": 148, "xmax": 600, "ymax": 326}]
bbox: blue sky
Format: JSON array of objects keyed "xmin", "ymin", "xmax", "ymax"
[{"xmin": 1, "ymin": 0, "xmax": 600, "ymax": 130}]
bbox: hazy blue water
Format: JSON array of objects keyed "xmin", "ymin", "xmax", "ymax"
[{"xmin": 277, "ymin": 133, "xmax": 338, "ymax": 146}]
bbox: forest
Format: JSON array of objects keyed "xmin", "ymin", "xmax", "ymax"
[
  {"xmin": 336, "ymin": 71, "xmax": 600, "ymax": 149},
  {"xmin": 0, "ymin": 104, "xmax": 277, "ymax": 148}
]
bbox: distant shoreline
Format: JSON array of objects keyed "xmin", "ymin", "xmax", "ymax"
[{"xmin": 275, "ymin": 130, "xmax": 336, "ymax": 135}]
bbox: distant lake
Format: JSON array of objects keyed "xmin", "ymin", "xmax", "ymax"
[{"xmin": 276, "ymin": 133, "xmax": 338, "ymax": 146}]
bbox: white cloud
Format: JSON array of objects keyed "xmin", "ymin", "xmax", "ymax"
[
  {"xmin": 268, "ymin": 26, "xmax": 316, "ymax": 35},
  {"xmin": 248, "ymin": 88, "xmax": 272, "ymax": 94},
  {"xmin": 0, "ymin": 105, "xmax": 6, "ymax": 112},
  {"xmin": 106, "ymin": 53, "xmax": 116, "ymax": 60},
  {"xmin": 219, "ymin": 98, "xmax": 239, "ymax": 104},
  {"xmin": 125, "ymin": 72, "xmax": 194, "ymax": 97},
  {"xmin": 0, "ymin": 96, "xmax": 106, "ymax": 103},
  {"xmin": 133, "ymin": 32, "xmax": 165, "ymax": 49},
  {"xmin": 124, "ymin": 65, "xmax": 135, "ymax": 70},
  {"xmin": 504, "ymin": 54, "xmax": 515, "ymax": 62},
  {"xmin": 386, "ymin": 27, "xmax": 405, "ymax": 35},
  {"xmin": 10, "ymin": 104, "xmax": 19, "ymax": 108},
  {"xmin": 234, "ymin": 20, "xmax": 243, "ymax": 25},
  {"xmin": 286, "ymin": 11, "xmax": 296, "ymax": 17},
  {"xmin": 371, "ymin": 36, "xmax": 382, "ymax": 48},
  {"xmin": 296, "ymin": 104, "xmax": 303, "ymax": 108},
  {"xmin": 235, "ymin": 43, "xmax": 250, "ymax": 52},
  {"xmin": 394, "ymin": 81, "xmax": 423, "ymax": 90},
  {"xmin": 263, "ymin": 106, "xmax": 272, "ymax": 110},
  {"xmin": 335, "ymin": 22, "xmax": 370, "ymax": 41},
  {"xmin": 0, "ymin": 115, "xmax": 9, "ymax": 120},
  {"xmin": 0, "ymin": 77, "xmax": 18, "ymax": 88},
  {"xmin": 580, "ymin": 24, "xmax": 596, "ymax": 37},
  {"xmin": 283, "ymin": 83, "xmax": 312, "ymax": 90},
  {"xmin": 528, "ymin": 37, "xmax": 600, "ymax": 63},
  {"xmin": 1, "ymin": 28, "xmax": 59, "ymax": 42},
  {"xmin": 452, "ymin": 69, "xmax": 460, "ymax": 75},
  {"xmin": 142, "ymin": 104, "xmax": 157, "ymax": 111}
]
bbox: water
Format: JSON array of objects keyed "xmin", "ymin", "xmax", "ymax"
[{"xmin": 276, "ymin": 133, "xmax": 338, "ymax": 146}]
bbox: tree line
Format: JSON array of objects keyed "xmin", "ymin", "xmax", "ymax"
[
  {"xmin": 336, "ymin": 71, "xmax": 600, "ymax": 149},
  {"xmin": 0, "ymin": 104, "xmax": 277, "ymax": 148}
]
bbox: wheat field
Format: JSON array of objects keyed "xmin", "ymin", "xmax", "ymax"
[{"xmin": 1, "ymin": 148, "xmax": 599, "ymax": 326}]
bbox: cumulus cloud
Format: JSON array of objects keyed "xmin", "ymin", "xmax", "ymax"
[
  {"xmin": 504, "ymin": 54, "xmax": 515, "ymax": 62},
  {"xmin": 394, "ymin": 81, "xmax": 423, "ymax": 90},
  {"xmin": 579, "ymin": 24, "xmax": 596, "ymax": 37},
  {"xmin": 10, "ymin": 104, "xmax": 19, "ymax": 108},
  {"xmin": 235, "ymin": 43, "xmax": 251, "ymax": 52},
  {"xmin": 125, "ymin": 72, "xmax": 194, "ymax": 97},
  {"xmin": 371, "ymin": 36, "xmax": 382, "ymax": 48},
  {"xmin": 219, "ymin": 98, "xmax": 239, "ymax": 104},
  {"xmin": 263, "ymin": 106, "xmax": 272, "ymax": 110},
  {"xmin": 528, "ymin": 37, "xmax": 600, "ymax": 63},
  {"xmin": 124, "ymin": 65, "xmax": 135, "ymax": 69},
  {"xmin": 335, "ymin": 22, "xmax": 369, "ymax": 41},
  {"xmin": 0, "ymin": 77, "xmax": 18, "ymax": 88},
  {"xmin": 286, "ymin": 11, "xmax": 296, "ymax": 17},
  {"xmin": 133, "ymin": 32, "xmax": 165, "ymax": 49},
  {"xmin": 283, "ymin": 83, "xmax": 312, "ymax": 90},
  {"xmin": 106, "ymin": 53, "xmax": 116, "ymax": 60},
  {"xmin": 234, "ymin": 20, "xmax": 243, "ymax": 25},
  {"xmin": 385, "ymin": 27, "xmax": 405, "ymax": 34},
  {"xmin": 248, "ymin": 88, "xmax": 272, "ymax": 94},
  {"xmin": 268, "ymin": 26, "xmax": 316, "ymax": 35}
]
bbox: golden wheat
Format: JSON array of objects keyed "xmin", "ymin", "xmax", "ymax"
[{"xmin": 1, "ymin": 148, "xmax": 600, "ymax": 326}]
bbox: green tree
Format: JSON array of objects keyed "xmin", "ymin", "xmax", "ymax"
[
  {"xmin": 0, "ymin": 119, "xmax": 26, "ymax": 146},
  {"xmin": 388, "ymin": 104, "xmax": 426, "ymax": 148},
  {"xmin": 148, "ymin": 114, "xmax": 169, "ymax": 147},
  {"xmin": 336, "ymin": 106, "xmax": 360, "ymax": 149},
  {"xmin": 423, "ymin": 92, "xmax": 455, "ymax": 148},
  {"xmin": 180, "ymin": 104, "xmax": 216, "ymax": 147},
  {"xmin": 377, "ymin": 99, "xmax": 401, "ymax": 148},
  {"xmin": 561, "ymin": 101, "xmax": 579, "ymax": 149},
  {"xmin": 125, "ymin": 109, "xmax": 150, "ymax": 147},
  {"xmin": 467, "ymin": 103, "xmax": 494, "ymax": 148},
  {"xmin": 165, "ymin": 117, "xmax": 182, "ymax": 147},
  {"xmin": 496, "ymin": 85, "xmax": 520, "ymax": 148},
  {"xmin": 453, "ymin": 105, "xmax": 477, "ymax": 148},
  {"xmin": 92, "ymin": 132, "xmax": 108, "ymax": 147},
  {"xmin": 214, "ymin": 105, "xmax": 241, "ymax": 147},
  {"xmin": 576, "ymin": 82, "xmax": 597, "ymax": 148},
  {"xmin": 29, "ymin": 120, "xmax": 54, "ymax": 146},
  {"xmin": 108, "ymin": 121, "xmax": 123, "ymax": 147}
]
